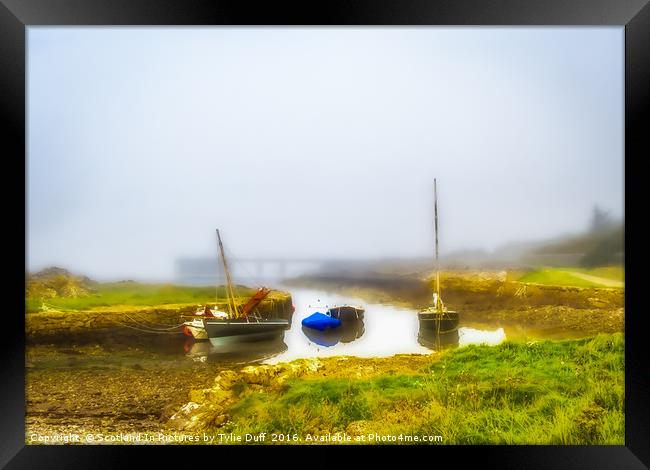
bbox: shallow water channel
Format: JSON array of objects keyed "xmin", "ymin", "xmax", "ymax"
[
  {"xmin": 185, "ymin": 287, "xmax": 506, "ymax": 364},
  {"xmin": 29, "ymin": 287, "xmax": 509, "ymax": 368}
]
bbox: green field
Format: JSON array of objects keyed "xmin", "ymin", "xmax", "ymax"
[
  {"xmin": 517, "ymin": 266, "xmax": 624, "ymax": 288},
  {"xmin": 571, "ymin": 266, "xmax": 624, "ymax": 282},
  {"xmin": 25, "ymin": 282, "xmax": 257, "ymax": 313},
  {"xmin": 220, "ymin": 334, "xmax": 624, "ymax": 444}
]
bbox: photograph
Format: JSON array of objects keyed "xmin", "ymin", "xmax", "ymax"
[{"xmin": 23, "ymin": 25, "xmax": 626, "ymax": 447}]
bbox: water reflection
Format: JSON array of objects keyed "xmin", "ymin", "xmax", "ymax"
[
  {"xmin": 339, "ymin": 317, "xmax": 365, "ymax": 343},
  {"xmin": 417, "ymin": 329, "xmax": 460, "ymax": 350},
  {"xmin": 176, "ymin": 288, "xmax": 507, "ymax": 364},
  {"xmin": 184, "ymin": 337, "xmax": 288, "ymax": 363},
  {"xmin": 417, "ymin": 327, "xmax": 508, "ymax": 351},
  {"xmin": 301, "ymin": 317, "xmax": 365, "ymax": 347},
  {"xmin": 301, "ymin": 326, "xmax": 341, "ymax": 347},
  {"xmin": 268, "ymin": 288, "xmax": 432, "ymax": 363},
  {"xmin": 458, "ymin": 327, "xmax": 506, "ymax": 346}
]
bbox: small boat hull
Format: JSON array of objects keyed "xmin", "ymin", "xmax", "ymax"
[
  {"xmin": 328, "ymin": 305, "xmax": 365, "ymax": 320},
  {"xmin": 417, "ymin": 310, "xmax": 460, "ymax": 334},
  {"xmin": 204, "ymin": 318, "xmax": 289, "ymax": 345}
]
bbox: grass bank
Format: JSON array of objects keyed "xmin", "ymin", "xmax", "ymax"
[
  {"xmin": 196, "ymin": 334, "xmax": 624, "ymax": 444},
  {"xmin": 25, "ymin": 280, "xmax": 293, "ymax": 341},
  {"xmin": 516, "ymin": 266, "xmax": 624, "ymax": 289},
  {"xmin": 25, "ymin": 282, "xmax": 266, "ymax": 313}
]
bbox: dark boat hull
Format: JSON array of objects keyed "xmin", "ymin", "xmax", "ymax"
[
  {"xmin": 204, "ymin": 319, "xmax": 288, "ymax": 345},
  {"xmin": 328, "ymin": 306, "xmax": 365, "ymax": 320},
  {"xmin": 417, "ymin": 310, "xmax": 460, "ymax": 333}
]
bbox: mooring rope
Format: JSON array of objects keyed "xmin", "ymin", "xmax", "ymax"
[
  {"xmin": 120, "ymin": 312, "xmax": 186, "ymax": 331},
  {"xmin": 39, "ymin": 303, "xmax": 80, "ymax": 312},
  {"xmin": 38, "ymin": 302, "xmax": 188, "ymax": 333},
  {"xmin": 109, "ymin": 318, "xmax": 185, "ymax": 335},
  {"xmin": 124, "ymin": 310, "xmax": 190, "ymax": 328}
]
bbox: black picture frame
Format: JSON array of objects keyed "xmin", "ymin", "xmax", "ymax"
[{"xmin": 2, "ymin": 0, "xmax": 647, "ymax": 467}]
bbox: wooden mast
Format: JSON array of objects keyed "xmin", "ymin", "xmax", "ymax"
[
  {"xmin": 434, "ymin": 179, "xmax": 442, "ymax": 312},
  {"xmin": 216, "ymin": 229, "xmax": 239, "ymax": 318}
]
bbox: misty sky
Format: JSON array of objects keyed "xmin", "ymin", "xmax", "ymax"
[{"xmin": 27, "ymin": 27, "xmax": 623, "ymax": 280}]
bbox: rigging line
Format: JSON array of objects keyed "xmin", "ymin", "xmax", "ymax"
[
  {"xmin": 222, "ymin": 244, "xmax": 266, "ymax": 288},
  {"xmin": 217, "ymin": 229, "xmax": 239, "ymax": 318}
]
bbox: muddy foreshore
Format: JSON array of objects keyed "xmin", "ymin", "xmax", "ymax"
[
  {"xmin": 26, "ymin": 346, "xmax": 221, "ymax": 441},
  {"xmin": 26, "ymin": 343, "xmax": 432, "ymax": 443},
  {"xmin": 24, "ymin": 290, "xmax": 295, "ymax": 441}
]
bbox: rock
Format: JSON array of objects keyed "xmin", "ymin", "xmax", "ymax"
[
  {"xmin": 189, "ymin": 389, "xmax": 210, "ymax": 403},
  {"xmin": 179, "ymin": 402, "xmax": 201, "ymax": 414},
  {"xmin": 588, "ymin": 297, "xmax": 607, "ymax": 307},
  {"xmin": 241, "ymin": 365, "xmax": 277, "ymax": 386},
  {"xmin": 190, "ymin": 387, "xmax": 230, "ymax": 404},
  {"xmin": 194, "ymin": 406, "xmax": 228, "ymax": 428},
  {"xmin": 207, "ymin": 388, "xmax": 231, "ymax": 403},
  {"xmin": 167, "ymin": 401, "xmax": 202, "ymax": 429},
  {"xmin": 213, "ymin": 370, "xmax": 240, "ymax": 390},
  {"xmin": 169, "ymin": 358, "xmax": 323, "ymax": 431},
  {"xmin": 346, "ymin": 420, "xmax": 371, "ymax": 436}
]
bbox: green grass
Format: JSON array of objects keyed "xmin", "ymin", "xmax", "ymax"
[
  {"xmin": 219, "ymin": 334, "xmax": 624, "ymax": 444},
  {"xmin": 517, "ymin": 270, "xmax": 602, "ymax": 288},
  {"xmin": 571, "ymin": 266, "xmax": 624, "ymax": 282},
  {"xmin": 517, "ymin": 266, "xmax": 623, "ymax": 288},
  {"xmin": 25, "ymin": 283, "xmax": 257, "ymax": 313}
]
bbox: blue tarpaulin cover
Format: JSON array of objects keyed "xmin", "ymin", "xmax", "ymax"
[{"xmin": 301, "ymin": 312, "xmax": 341, "ymax": 331}]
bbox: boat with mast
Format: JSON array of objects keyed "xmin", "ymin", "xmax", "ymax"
[
  {"xmin": 191, "ymin": 229, "xmax": 289, "ymax": 345},
  {"xmin": 418, "ymin": 179, "xmax": 460, "ymax": 333}
]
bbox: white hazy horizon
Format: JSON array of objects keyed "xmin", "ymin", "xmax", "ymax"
[{"xmin": 27, "ymin": 27, "xmax": 624, "ymax": 280}]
